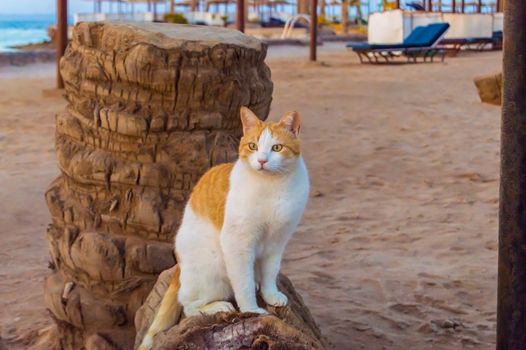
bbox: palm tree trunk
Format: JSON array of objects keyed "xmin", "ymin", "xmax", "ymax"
[{"xmin": 44, "ymin": 21, "xmax": 273, "ymax": 350}]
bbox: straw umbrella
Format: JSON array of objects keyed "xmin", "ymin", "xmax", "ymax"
[
  {"xmin": 124, "ymin": 0, "xmax": 166, "ymax": 14},
  {"xmin": 206, "ymin": 0, "xmax": 231, "ymax": 12}
]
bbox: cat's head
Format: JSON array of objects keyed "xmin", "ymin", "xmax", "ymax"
[{"xmin": 238, "ymin": 106, "xmax": 302, "ymax": 175}]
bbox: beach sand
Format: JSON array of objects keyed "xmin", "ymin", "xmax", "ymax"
[{"xmin": 0, "ymin": 47, "xmax": 501, "ymax": 349}]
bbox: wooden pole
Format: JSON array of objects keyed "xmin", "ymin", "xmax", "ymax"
[
  {"xmin": 427, "ymin": 0, "xmax": 432, "ymax": 11},
  {"xmin": 297, "ymin": 0, "xmax": 309, "ymax": 13},
  {"xmin": 452, "ymin": 0, "xmax": 456, "ymax": 12},
  {"xmin": 309, "ymin": 0, "xmax": 318, "ymax": 61},
  {"xmin": 461, "ymin": 0, "xmax": 464, "ymax": 12},
  {"xmin": 56, "ymin": 0, "xmax": 67, "ymax": 89},
  {"xmin": 236, "ymin": 0, "xmax": 245, "ymax": 32},
  {"xmin": 498, "ymin": 0, "xmax": 526, "ymax": 349},
  {"xmin": 244, "ymin": 0, "xmax": 248, "ymax": 26},
  {"xmin": 395, "ymin": 0, "xmax": 400, "ymax": 9},
  {"xmin": 477, "ymin": 0, "xmax": 482, "ymax": 12},
  {"xmin": 341, "ymin": 0, "xmax": 348, "ymax": 33},
  {"xmin": 320, "ymin": 0, "xmax": 326, "ymax": 15}
]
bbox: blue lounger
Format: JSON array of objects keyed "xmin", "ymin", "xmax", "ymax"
[
  {"xmin": 347, "ymin": 23, "xmax": 450, "ymax": 64},
  {"xmin": 440, "ymin": 30, "xmax": 503, "ymax": 52}
]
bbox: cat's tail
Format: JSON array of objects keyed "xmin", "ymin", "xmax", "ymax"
[{"xmin": 138, "ymin": 265, "xmax": 182, "ymax": 350}]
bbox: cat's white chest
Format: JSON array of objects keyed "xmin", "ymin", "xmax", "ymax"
[{"xmin": 226, "ymin": 159, "xmax": 309, "ymax": 241}]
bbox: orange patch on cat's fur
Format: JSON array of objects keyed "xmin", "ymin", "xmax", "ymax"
[
  {"xmin": 189, "ymin": 162, "xmax": 234, "ymax": 230},
  {"xmin": 239, "ymin": 122, "xmax": 266, "ymax": 161},
  {"xmin": 269, "ymin": 121, "xmax": 300, "ymax": 156}
]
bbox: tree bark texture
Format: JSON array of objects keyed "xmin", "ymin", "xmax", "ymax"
[
  {"xmin": 44, "ymin": 22, "xmax": 273, "ymax": 350},
  {"xmin": 134, "ymin": 266, "xmax": 325, "ymax": 350}
]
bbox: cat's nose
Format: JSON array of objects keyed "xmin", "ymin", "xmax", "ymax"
[{"xmin": 258, "ymin": 159, "xmax": 267, "ymax": 166}]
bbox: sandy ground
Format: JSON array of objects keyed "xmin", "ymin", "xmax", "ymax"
[{"xmin": 0, "ymin": 46, "xmax": 501, "ymax": 349}]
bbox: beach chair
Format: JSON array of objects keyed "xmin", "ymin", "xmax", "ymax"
[
  {"xmin": 439, "ymin": 30, "xmax": 503, "ymax": 53},
  {"xmin": 346, "ymin": 23, "xmax": 450, "ymax": 64}
]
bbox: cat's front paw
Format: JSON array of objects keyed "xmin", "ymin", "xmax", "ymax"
[
  {"xmin": 262, "ymin": 290, "xmax": 288, "ymax": 307},
  {"xmin": 242, "ymin": 306, "xmax": 269, "ymax": 315}
]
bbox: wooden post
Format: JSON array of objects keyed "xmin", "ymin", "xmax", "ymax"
[
  {"xmin": 56, "ymin": 0, "xmax": 67, "ymax": 89},
  {"xmin": 298, "ymin": 0, "xmax": 309, "ymax": 14},
  {"xmin": 477, "ymin": 0, "xmax": 482, "ymax": 12},
  {"xmin": 497, "ymin": 0, "xmax": 503, "ymax": 12},
  {"xmin": 452, "ymin": 0, "xmax": 456, "ymax": 12},
  {"xmin": 498, "ymin": 0, "xmax": 526, "ymax": 349},
  {"xmin": 341, "ymin": 0, "xmax": 348, "ymax": 33},
  {"xmin": 236, "ymin": 0, "xmax": 245, "ymax": 32},
  {"xmin": 427, "ymin": 0, "xmax": 432, "ymax": 11},
  {"xmin": 461, "ymin": 0, "xmax": 465, "ymax": 12},
  {"xmin": 244, "ymin": 0, "xmax": 249, "ymax": 27},
  {"xmin": 395, "ymin": 0, "xmax": 400, "ymax": 9},
  {"xmin": 320, "ymin": 0, "xmax": 326, "ymax": 15},
  {"xmin": 309, "ymin": 0, "xmax": 318, "ymax": 61}
]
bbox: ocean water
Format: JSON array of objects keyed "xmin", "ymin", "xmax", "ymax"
[{"xmin": 0, "ymin": 14, "xmax": 56, "ymax": 51}]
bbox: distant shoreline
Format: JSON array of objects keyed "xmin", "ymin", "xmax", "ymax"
[{"xmin": 0, "ymin": 41, "xmax": 55, "ymax": 67}]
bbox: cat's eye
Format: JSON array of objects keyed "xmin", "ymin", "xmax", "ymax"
[
  {"xmin": 248, "ymin": 142, "xmax": 258, "ymax": 151},
  {"xmin": 271, "ymin": 144, "xmax": 283, "ymax": 152}
]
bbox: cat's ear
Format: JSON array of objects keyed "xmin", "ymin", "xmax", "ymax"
[
  {"xmin": 279, "ymin": 111, "xmax": 301, "ymax": 137},
  {"xmin": 240, "ymin": 106, "xmax": 262, "ymax": 135}
]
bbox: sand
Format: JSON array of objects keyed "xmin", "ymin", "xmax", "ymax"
[{"xmin": 0, "ymin": 47, "xmax": 501, "ymax": 349}]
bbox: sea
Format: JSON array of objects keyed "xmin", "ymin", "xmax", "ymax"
[{"xmin": 0, "ymin": 14, "xmax": 59, "ymax": 51}]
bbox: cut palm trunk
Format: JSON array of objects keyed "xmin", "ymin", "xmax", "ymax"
[
  {"xmin": 134, "ymin": 266, "xmax": 325, "ymax": 350},
  {"xmin": 474, "ymin": 72, "xmax": 502, "ymax": 106},
  {"xmin": 44, "ymin": 22, "xmax": 273, "ymax": 349}
]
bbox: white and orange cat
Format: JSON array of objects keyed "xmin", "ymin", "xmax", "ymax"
[{"xmin": 139, "ymin": 107, "xmax": 309, "ymax": 349}]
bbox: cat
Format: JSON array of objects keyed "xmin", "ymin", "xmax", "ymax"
[{"xmin": 138, "ymin": 106, "xmax": 309, "ymax": 349}]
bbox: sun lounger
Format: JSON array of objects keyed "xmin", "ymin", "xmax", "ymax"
[
  {"xmin": 346, "ymin": 23, "xmax": 450, "ymax": 64},
  {"xmin": 439, "ymin": 30, "xmax": 502, "ymax": 52}
]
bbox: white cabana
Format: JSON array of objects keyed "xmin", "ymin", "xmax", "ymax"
[
  {"xmin": 368, "ymin": 9, "xmax": 503, "ymax": 44},
  {"xmin": 74, "ymin": 12, "xmax": 155, "ymax": 23},
  {"xmin": 75, "ymin": 0, "xmax": 166, "ymax": 24}
]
